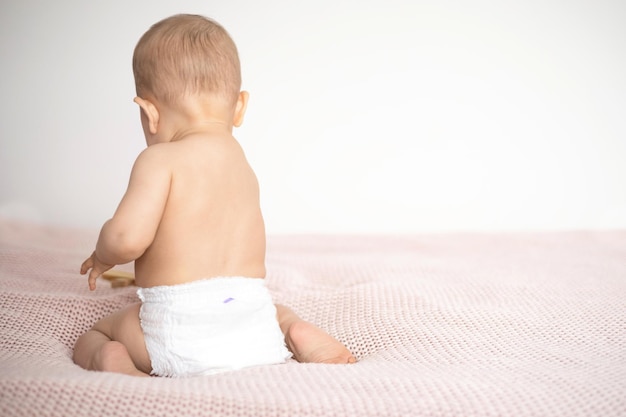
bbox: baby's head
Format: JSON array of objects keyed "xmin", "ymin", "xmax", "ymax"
[{"xmin": 133, "ymin": 14, "xmax": 241, "ymax": 109}]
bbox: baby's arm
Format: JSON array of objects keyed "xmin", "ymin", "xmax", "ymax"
[{"xmin": 81, "ymin": 146, "xmax": 172, "ymax": 290}]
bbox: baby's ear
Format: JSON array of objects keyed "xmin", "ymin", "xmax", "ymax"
[
  {"xmin": 233, "ymin": 91, "xmax": 249, "ymax": 128},
  {"xmin": 133, "ymin": 97, "xmax": 159, "ymax": 134}
]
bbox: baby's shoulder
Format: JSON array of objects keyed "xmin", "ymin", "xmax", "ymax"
[{"xmin": 134, "ymin": 142, "xmax": 172, "ymax": 167}]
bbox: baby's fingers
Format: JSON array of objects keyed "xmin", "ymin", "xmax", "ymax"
[
  {"xmin": 80, "ymin": 254, "xmax": 94, "ymax": 275},
  {"xmin": 88, "ymin": 270, "xmax": 99, "ymax": 291}
]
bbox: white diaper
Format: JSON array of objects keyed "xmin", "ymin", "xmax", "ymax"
[{"xmin": 137, "ymin": 277, "xmax": 292, "ymax": 377}]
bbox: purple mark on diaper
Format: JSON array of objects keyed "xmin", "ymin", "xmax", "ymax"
[{"xmin": 223, "ymin": 297, "xmax": 235, "ymax": 304}]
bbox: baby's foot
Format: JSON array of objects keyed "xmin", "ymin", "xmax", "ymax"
[
  {"xmin": 97, "ymin": 341, "xmax": 149, "ymax": 377},
  {"xmin": 285, "ymin": 320, "xmax": 357, "ymax": 364}
]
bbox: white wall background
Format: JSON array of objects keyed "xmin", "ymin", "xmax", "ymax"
[{"xmin": 1, "ymin": 0, "xmax": 625, "ymax": 234}]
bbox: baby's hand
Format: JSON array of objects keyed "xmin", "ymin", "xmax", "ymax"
[{"xmin": 80, "ymin": 252, "xmax": 114, "ymax": 291}]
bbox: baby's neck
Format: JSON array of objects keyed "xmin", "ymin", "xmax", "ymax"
[
  {"xmin": 160, "ymin": 98, "xmax": 235, "ymax": 143},
  {"xmin": 169, "ymin": 121, "xmax": 233, "ymax": 142}
]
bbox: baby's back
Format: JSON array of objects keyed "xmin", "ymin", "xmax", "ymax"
[{"xmin": 134, "ymin": 133, "xmax": 266, "ymax": 287}]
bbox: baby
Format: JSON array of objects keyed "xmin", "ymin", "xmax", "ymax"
[{"xmin": 73, "ymin": 14, "xmax": 355, "ymax": 377}]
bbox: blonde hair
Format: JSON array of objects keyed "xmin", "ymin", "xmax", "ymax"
[{"xmin": 133, "ymin": 14, "xmax": 241, "ymax": 106}]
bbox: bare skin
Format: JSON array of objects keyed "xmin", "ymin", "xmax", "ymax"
[
  {"xmin": 73, "ymin": 92, "xmax": 356, "ymax": 376},
  {"xmin": 276, "ymin": 305, "xmax": 357, "ymax": 365}
]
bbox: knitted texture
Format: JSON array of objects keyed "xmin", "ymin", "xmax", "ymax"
[{"xmin": 1, "ymin": 219, "xmax": 625, "ymax": 416}]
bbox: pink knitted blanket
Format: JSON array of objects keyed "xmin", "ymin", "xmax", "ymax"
[{"xmin": 1, "ymin": 218, "xmax": 625, "ymax": 416}]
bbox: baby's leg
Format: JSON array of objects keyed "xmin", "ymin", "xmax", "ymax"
[
  {"xmin": 275, "ymin": 304, "xmax": 356, "ymax": 364},
  {"xmin": 73, "ymin": 302, "xmax": 151, "ymax": 376}
]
